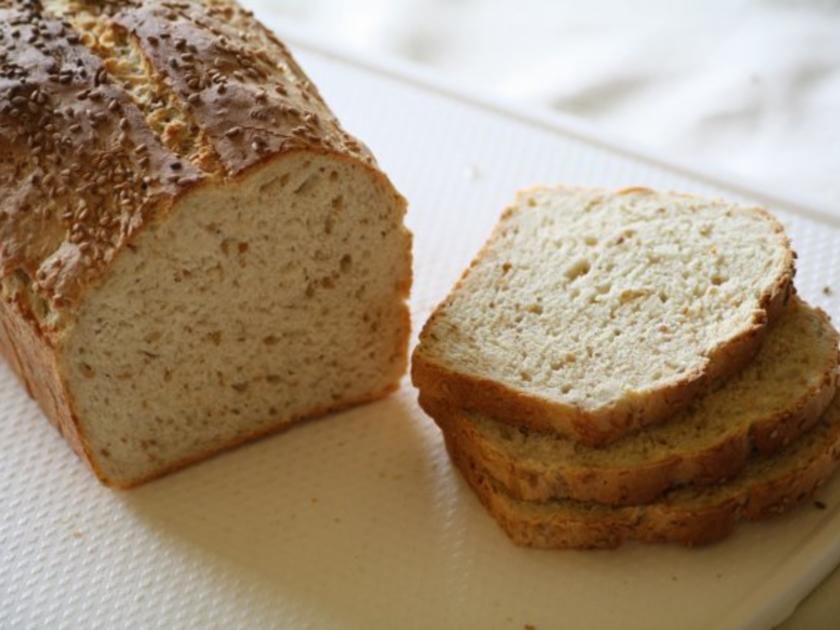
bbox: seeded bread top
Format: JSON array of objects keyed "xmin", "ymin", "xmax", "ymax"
[{"xmin": 0, "ymin": 0, "xmax": 376, "ymax": 316}]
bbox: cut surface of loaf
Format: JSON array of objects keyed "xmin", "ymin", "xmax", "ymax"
[
  {"xmin": 413, "ymin": 186, "xmax": 794, "ymax": 445},
  {"xmin": 445, "ymin": 392, "xmax": 840, "ymax": 549},
  {"xmin": 423, "ymin": 297, "xmax": 839, "ymax": 505},
  {"xmin": 0, "ymin": 1, "xmax": 411, "ymax": 486}
]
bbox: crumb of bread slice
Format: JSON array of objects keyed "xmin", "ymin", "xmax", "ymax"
[{"xmin": 413, "ymin": 185, "xmax": 795, "ymax": 445}]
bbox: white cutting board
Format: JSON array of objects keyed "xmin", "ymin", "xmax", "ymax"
[{"xmin": 3, "ymin": 20, "xmax": 840, "ymax": 630}]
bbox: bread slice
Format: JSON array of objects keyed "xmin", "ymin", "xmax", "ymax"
[
  {"xmin": 412, "ymin": 186, "xmax": 795, "ymax": 445},
  {"xmin": 422, "ymin": 297, "xmax": 839, "ymax": 505},
  {"xmin": 0, "ymin": 2, "xmax": 411, "ymax": 486},
  {"xmin": 444, "ymin": 392, "xmax": 840, "ymax": 549}
]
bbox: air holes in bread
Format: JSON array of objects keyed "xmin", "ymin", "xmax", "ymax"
[{"xmin": 565, "ymin": 259, "xmax": 591, "ymax": 282}]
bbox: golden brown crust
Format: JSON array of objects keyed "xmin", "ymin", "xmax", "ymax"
[
  {"xmin": 411, "ymin": 188, "xmax": 796, "ymax": 446},
  {"xmin": 0, "ymin": 0, "xmax": 381, "ymax": 313},
  {"xmin": 445, "ymin": 418, "xmax": 840, "ymax": 549},
  {"xmin": 428, "ymin": 397, "xmax": 736, "ymax": 506},
  {"xmin": 111, "ymin": 1, "xmax": 374, "ymax": 175},
  {"xmin": 422, "ymin": 345, "xmax": 837, "ymax": 505},
  {"xmin": 0, "ymin": 4, "xmax": 200, "ymax": 312},
  {"xmin": 0, "ymin": 291, "xmax": 95, "ymax": 470}
]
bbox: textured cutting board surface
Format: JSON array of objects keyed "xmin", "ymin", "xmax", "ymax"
[{"xmin": 3, "ymin": 28, "xmax": 840, "ymax": 630}]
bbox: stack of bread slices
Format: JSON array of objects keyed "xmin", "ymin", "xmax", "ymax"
[{"xmin": 412, "ymin": 185, "xmax": 840, "ymax": 549}]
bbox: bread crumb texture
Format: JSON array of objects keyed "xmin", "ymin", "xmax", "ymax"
[{"xmin": 417, "ymin": 186, "xmax": 792, "ymax": 414}]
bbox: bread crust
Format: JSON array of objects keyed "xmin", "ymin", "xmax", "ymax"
[
  {"xmin": 422, "ymin": 342, "xmax": 837, "ymax": 505},
  {"xmin": 0, "ymin": 1, "xmax": 392, "ymax": 312},
  {"xmin": 412, "ymin": 187, "xmax": 796, "ymax": 446},
  {"xmin": 0, "ymin": 291, "xmax": 95, "ymax": 472},
  {"xmin": 444, "ymin": 411, "xmax": 840, "ymax": 549}
]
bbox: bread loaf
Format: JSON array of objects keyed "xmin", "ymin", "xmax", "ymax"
[
  {"xmin": 422, "ymin": 297, "xmax": 839, "ymax": 505},
  {"xmin": 413, "ymin": 186, "xmax": 794, "ymax": 445},
  {"xmin": 0, "ymin": 0, "xmax": 411, "ymax": 486}
]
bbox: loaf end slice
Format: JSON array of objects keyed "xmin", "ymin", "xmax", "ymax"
[
  {"xmin": 423, "ymin": 297, "xmax": 838, "ymax": 505},
  {"xmin": 445, "ymin": 391, "xmax": 840, "ymax": 549},
  {"xmin": 0, "ymin": 2, "xmax": 411, "ymax": 486},
  {"xmin": 62, "ymin": 153, "xmax": 410, "ymax": 487},
  {"xmin": 413, "ymin": 186, "xmax": 795, "ymax": 445}
]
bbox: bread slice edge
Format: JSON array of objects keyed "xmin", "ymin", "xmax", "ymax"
[
  {"xmin": 443, "ymin": 396, "xmax": 840, "ymax": 549},
  {"xmin": 424, "ymin": 353, "xmax": 835, "ymax": 506}
]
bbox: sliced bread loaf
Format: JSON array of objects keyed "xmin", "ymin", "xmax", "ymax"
[
  {"xmin": 413, "ymin": 186, "xmax": 795, "ymax": 445},
  {"xmin": 445, "ymin": 392, "xmax": 840, "ymax": 549},
  {"xmin": 422, "ymin": 297, "xmax": 839, "ymax": 505},
  {"xmin": 0, "ymin": 2, "xmax": 411, "ymax": 486}
]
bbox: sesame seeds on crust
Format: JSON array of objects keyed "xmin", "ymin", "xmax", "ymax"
[
  {"xmin": 0, "ymin": 0, "xmax": 376, "ymax": 319},
  {"xmin": 0, "ymin": 3, "xmax": 199, "ymax": 313}
]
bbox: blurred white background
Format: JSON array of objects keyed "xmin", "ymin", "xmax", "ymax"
[{"xmin": 253, "ymin": 0, "xmax": 840, "ymax": 211}]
